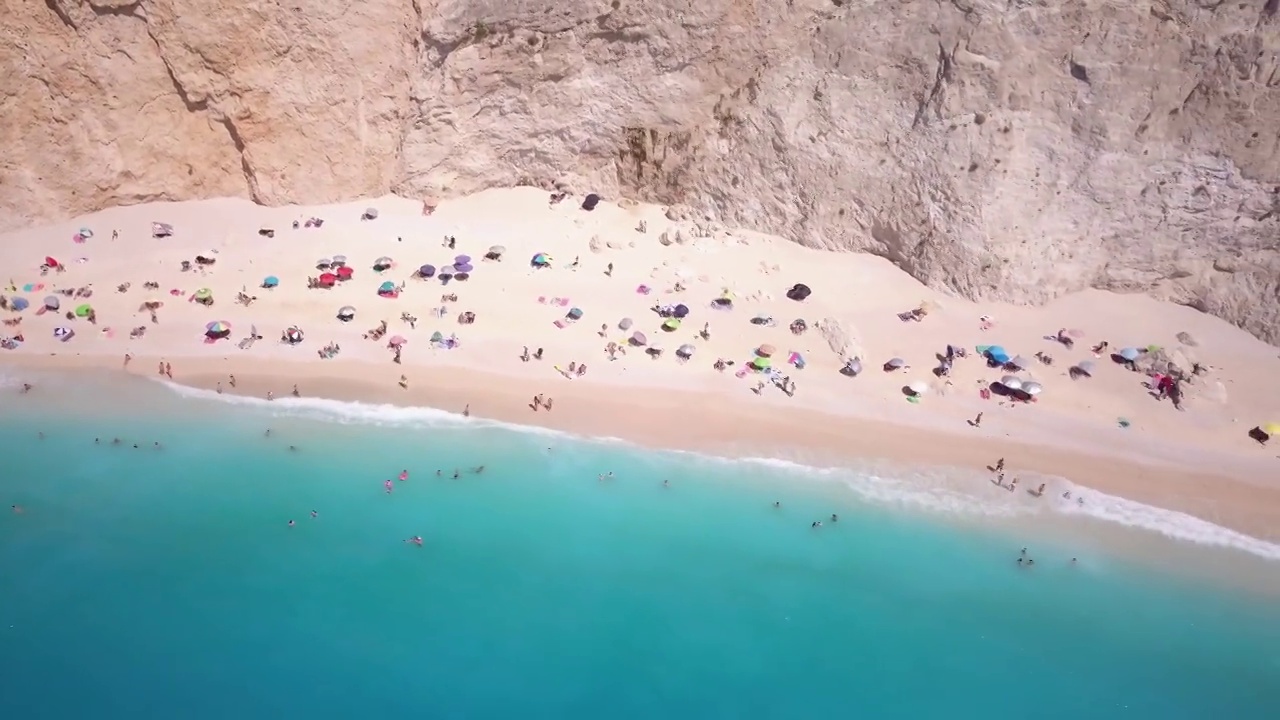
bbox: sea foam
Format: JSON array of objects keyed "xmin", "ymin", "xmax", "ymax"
[{"xmin": 162, "ymin": 378, "xmax": 1280, "ymax": 562}]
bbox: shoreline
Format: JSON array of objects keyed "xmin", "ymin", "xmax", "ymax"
[{"xmin": 8, "ymin": 351, "xmax": 1280, "ymax": 547}]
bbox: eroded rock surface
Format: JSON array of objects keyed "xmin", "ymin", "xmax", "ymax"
[{"xmin": 3, "ymin": 0, "xmax": 1278, "ymax": 340}]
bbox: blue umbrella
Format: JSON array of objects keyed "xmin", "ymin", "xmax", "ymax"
[
  {"xmin": 1119, "ymin": 347, "xmax": 1141, "ymax": 361},
  {"xmin": 673, "ymin": 303, "xmax": 690, "ymax": 318},
  {"xmin": 982, "ymin": 345, "xmax": 1010, "ymax": 364},
  {"xmin": 378, "ymin": 281, "xmax": 396, "ymax": 293},
  {"xmin": 262, "ymin": 275, "xmax": 279, "ymax": 288},
  {"xmin": 454, "ymin": 263, "xmax": 474, "ymax": 274},
  {"xmin": 11, "ymin": 297, "xmax": 29, "ymax": 311},
  {"xmin": 418, "ymin": 264, "xmax": 436, "ymax": 278}
]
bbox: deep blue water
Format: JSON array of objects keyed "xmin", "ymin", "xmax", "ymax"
[{"xmin": 2, "ymin": 373, "xmax": 1279, "ymax": 719}]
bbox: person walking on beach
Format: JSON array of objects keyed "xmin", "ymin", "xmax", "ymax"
[
  {"xmin": 292, "ymin": 384, "xmax": 300, "ymax": 397},
  {"xmin": 216, "ymin": 382, "xmax": 223, "ymax": 394},
  {"xmin": 165, "ymin": 362, "xmax": 173, "ymax": 379},
  {"xmin": 123, "ymin": 353, "xmax": 132, "ymax": 369},
  {"xmin": 971, "ymin": 412, "xmax": 983, "ymax": 428},
  {"xmin": 229, "ymin": 374, "xmax": 237, "ymax": 388},
  {"xmin": 994, "ymin": 457, "xmax": 1004, "ymax": 473},
  {"xmin": 463, "ymin": 404, "xmax": 470, "ymax": 417}
]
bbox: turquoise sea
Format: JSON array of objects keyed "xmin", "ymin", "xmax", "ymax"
[{"xmin": 2, "ymin": 370, "xmax": 1279, "ymax": 719}]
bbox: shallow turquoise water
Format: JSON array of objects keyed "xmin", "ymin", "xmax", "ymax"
[{"xmin": 2, "ymin": 373, "xmax": 1279, "ymax": 718}]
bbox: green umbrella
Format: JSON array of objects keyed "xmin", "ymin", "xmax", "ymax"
[
  {"xmin": 74, "ymin": 304, "xmax": 93, "ymax": 317},
  {"xmin": 750, "ymin": 356, "xmax": 771, "ymax": 370},
  {"xmin": 194, "ymin": 288, "xmax": 213, "ymax": 301}
]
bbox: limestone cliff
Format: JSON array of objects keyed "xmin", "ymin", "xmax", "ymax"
[{"xmin": 3, "ymin": 0, "xmax": 1278, "ymax": 341}]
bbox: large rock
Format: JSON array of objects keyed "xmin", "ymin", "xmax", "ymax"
[{"xmin": 2, "ymin": 0, "xmax": 1279, "ymax": 341}]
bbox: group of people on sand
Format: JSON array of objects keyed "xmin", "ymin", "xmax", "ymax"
[{"xmin": 990, "ymin": 457, "xmax": 1084, "ymax": 505}]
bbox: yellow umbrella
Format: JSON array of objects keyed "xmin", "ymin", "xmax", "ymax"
[{"xmin": 1263, "ymin": 422, "xmax": 1280, "ymax": 436}]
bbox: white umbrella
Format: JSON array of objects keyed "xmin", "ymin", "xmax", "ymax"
[
  {"xmin": 331, "ymin": 255, "xmax": 348, "ymax": 266},
  {"xmin": 1000, "ymin": 375, "xmax": 1023, "ymax": 390},
  {"xmin": 908, "ymin": 380, "xmax": 929, "ymax": 395},
  {"xmin": 1023, "ymin": 382, "xmax": 1043, "ymax": 396}
]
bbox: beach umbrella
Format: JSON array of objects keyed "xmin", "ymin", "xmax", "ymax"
[
  {"xmin": 908, "ymin": 380, "xmax": 929, "ymax": 395},
  {"xmin": 582, "ymin": 193, "xmax": 601, "ymax": 210},
  {"xmin": 378, "ymin": 281, "xmax": 396, "ymax": 293},
  {"xmin": 285, "ymin": 327, "xmax": 303, "ymax": 343},
  {"xmin": 11, "ymin": 297, "xmax": 28, "ymax": 311},
  {"xmin": 1007, "ymin": 355, "xmax": 1030, "ymax": 370},
  {"xmin": 337, "ymin": 305, "xmax": 356, "ymax": 320},
  {"xmin": 981, "ymin": 345, "xmax": 1010, "ymax": 364},
  {"xmin": 567, "ymin": 308, "xmax": 584, "ymax": 320},
  {"xmin": 43, "ymin": 295, "xmax": 60, "ymax": 310},
  {"xmin": 788, "ymin": 352, "xmax": 806, "ymax": 368},
  {"xmin": 842, "ymin": 357, "xmax": 863, "ymax": 376},
  {"xmin": 362, "ymin": 207, "xmax": 379, "ymax": 220},
  {"xmin": 74, "ymin": 304, "xmax": 93, "ymax": 318},
  {"xmin": 630, "ymin": 331, "xmax": 647, "ymax": 346},
  {"xmin": 318, "ymin": 273, "xmax": 337, "ymax": 286},
  {"xmin": 388, "ymin": 335, "xmax": 407, "ymax": 347},
  {"xmin": 1119, "ymin": 347, "xmax": 1142, "ymax": 361},
  {"xmin": 455, "ymin": 272, "xmax": 470, "ymax": 282},
  {"xmin": 673, "ymin": 304, "xmax": 690, "ymax": 318},
  {"xmin": 885, "ymin": 357, "xmax": 905, "ymax": 369},
  {"xmin": 206, "ymin": 320, "xmax": 231, "ymax": 334},
  {"xmin": 194, "ymin": 288, "xmax": 214, "ymax": 301},
  {"xmin": 1072, "ymin": 360, "xmax": 1095, "ymax": 378},
  {"xmin": 662, "ymin": 318, "xmax": 681, "ymax": 331},
  {"xmin": 1263, "ymin": 422, "xmax": 1280, "ymax": 436},
  {"xmin": 331, "ymin": 255, "xmax": 348, "ymax": 266},
  {"xmin": 262, "ymin": 275, "xmax": 279, "ymax": 288},
  {"xmin": 757, "ymin": 344, "xmax": 777, "ymax": 358},
  {"xmin": 750, "ymin": 356, "xmax": 772, "ymax": 370},
  {"xmin": 335, "ymin": 266, "xmax": 353, "ymax": 279},
  {"xmin": 455, "ymin": 255, "xmax": 472, "ymax": 265},
  {"xmin": 316, "ymin": 258, "xmax": 332, "ymax": 269},
  {"xmin": 1000, "ymin": 375, "xmax": 1023, "ymax": 391},
  {"xmin": 151, "ymin": 222, "xmax": 173, "ymax": 238},
  {"xmin": 619, "ymin": 318, "xmax": 633, "ymax": 331},
  {"xmin": 373, "ymin": 256, "xmax": 394, "ymax": 270},
  {"xmin": 531, "ymin": 253, "xmax": 551, "ymax": 267},
  {"xmin": 53, "ymin": 326, "xmax": 74, "ymax": 341},
  {"xmin": 488, "ymin": 245, "xmax": 505, "ymax": 256},
  {"xmin": 786, "ymin": 283, "xmax": 812, "ymax": 301},
  {"xmin": 677, "ymin": 344, "xmax": 696, "ymax": 358},
  {"xmin": 1023, "ymin": 381, "xmax": 1044, "ymax": 396},
  {"xmin": 44, "ymin": 256, "xmax": 60, "ymax": 268},
  {"xmin": 454, "ymin": 263, "xmax": 474, "ymax": 274},
  {"xmin": 418, "ymin": 264, "xmax": 436, "ymax": 278},
  {"xmin": 430, "ymin": 331, "xmax": 444, "ymax": 343}
]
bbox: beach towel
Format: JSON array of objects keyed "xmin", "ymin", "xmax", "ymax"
[
  {"xmin": 553, "ymin": 320, "xmax": 567, "ymax": 328},
  {"xmin": 538, "ymin": 296, "xmax": 547, "ymax": 304},
  {"xmin": 735, "ymin": 367, "xmax": 750, "ymax": 379},
  {"xmin": 636, "ymin": 285, "xmax": 651, "ymax": 295},
  {"xmin": 555, "ymin": 298, "xmax": 570, "ymax": 306}
]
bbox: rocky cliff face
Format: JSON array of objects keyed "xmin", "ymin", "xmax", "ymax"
[{"xmin": 4, "ymin": 0, "xmax": 1279, "ymax": 340}]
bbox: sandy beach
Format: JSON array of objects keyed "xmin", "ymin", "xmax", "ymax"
[{"xmin": 3, "ymin": 188, "xmax": 1279, "ymax": 540}]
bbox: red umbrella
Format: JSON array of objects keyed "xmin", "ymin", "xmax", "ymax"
[
  {"xmin": 44, "ymin": 256, "xmax": 60, "ymax": 267},
  {"xmin": 335, "ymin": 266, "xmax": 353, "ymax": 278},
  {"xmin": 318, "ymin": 272, "xmax": 337, "ymax": 286}
]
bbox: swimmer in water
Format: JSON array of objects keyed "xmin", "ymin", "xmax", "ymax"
[
  {"xmin": 154, "ymin": 442, "xmax": 161, "ymax": 449},
  {"xmin": 663, "ymin": 479, "xmax": 669, "ymax": 487},
  {"xmin": 436, "ymin": 469, "xmax": 442, "ymax": 476},
  {"xmin": 384, "ymin": 480, "xmax": 394, "ymax": 493},
  {"xmin": 399, "ymin": 470, "xmax": 409, "ymax": 481},
  {"xmin": 811, "ymin": 521, "xmax": 822, "ymax": 528},
  {"xmin": 831, "ymin": 513, "xmax": 838, "ymax": 522},
  {"xmin": 112, "ymin": 438, "xmax": 121, "ymax": 445},
  {"xmin": 404, "ymin": 535, "xmax": 424, "ymax": 546},
  {"xmin": 288, "ymin": 445, "xmax": 298, "ymax": 452},
  {"xmin": 288, "ymin": 520, "xmax": 295, "ymax": 527},
  {"xmin": 773, "ymin": 501, "xmax": 781, "ymax": 508},
  {"xmin": 11, "ymin": 505, "xmax": 23, "ymax": 514},
  {"xmin": 95, "ymin": 438, "xmax": 100, "ymax": 444},
  {"xmin": 471, "ymin": 466, "xmax": 485, "ymax": 474},
  {"xmin": 311, "ymin": 510, "xmax": 318, "ymax": 519},
  {"xmin": 452, "ymin": 469, "xmax": 460, "ymax": 479},
  {"xmin": 264, "ymin": 429, "xmax": 272, "ymax": 437}
]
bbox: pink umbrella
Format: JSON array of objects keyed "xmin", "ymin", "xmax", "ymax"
[{"xmin": 388, "ymin": 335, "xmax": 407, "ymax": 347}]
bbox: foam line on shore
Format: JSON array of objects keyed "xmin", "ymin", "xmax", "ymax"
[{"xmin": 163, "ymin": 376, "xmax": 1280, "ymax": 562}]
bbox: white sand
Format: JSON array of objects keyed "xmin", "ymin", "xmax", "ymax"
[{"xmin": 3, "ymin": 188, "xmax": 1279, "ymax": 537}]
